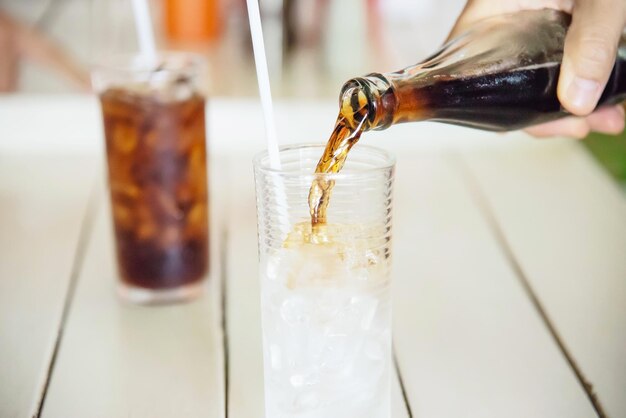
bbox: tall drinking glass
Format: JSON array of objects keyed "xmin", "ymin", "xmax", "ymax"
[
  {"xmin": 254, "ymin": 144, "xmax": 395, "ymax": 418},
  {"xmin": 92, "ymin": 53, "xmax": 209, "ymax": 304}
]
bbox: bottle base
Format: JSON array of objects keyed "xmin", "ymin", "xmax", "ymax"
[{"xmin": 117, "ymin": 280, "xmax": 204, "ymax": 305}]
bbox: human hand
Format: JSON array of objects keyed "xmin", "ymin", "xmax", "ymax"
[
  {"xmin": 0, "ymin": 11, "xmax": 90, "ymax": 93},
  {"xmin": 449, "ymin": 0, "xmax": 626, "ymax": 138}
]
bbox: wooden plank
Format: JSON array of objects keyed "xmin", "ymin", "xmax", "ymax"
[
  {"xmin": 207, "ymin": 100, "xmax": 501, "ymax": 158},
  {"xmin": 0, "ymin": 96, "xmax": 101, "ymax": 155},
  {"xmin": 0, "ymin": 155, "xmax": 95, "ymax": 418},
  {"xmin": 225, "ymin": 159, "xmax": 409, "ymax": 418},
  {"xmin": 0, "ymin": 97, "xmax": 495, "ymax": 156},
  {"xmin": 391, "ymin": 151, "xmax": 596, "ymax": 417},
  {"xmin": 461, "ymin": 139, "xmax": 626, "ymax": 416},
  {"xmin": 41, "ymin": 172, "xmax": 225, "ymax": 417}
]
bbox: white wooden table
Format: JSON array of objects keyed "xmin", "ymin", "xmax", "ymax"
[{"xmin": 1, "ymin": 96, "xmax": 625, "ymax": 418}]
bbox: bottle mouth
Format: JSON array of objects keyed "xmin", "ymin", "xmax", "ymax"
[
  {"xmin": 339, "ymin": 77, "xmax": 377, "ymax": 120},
  {"xmin": 339, "ymin": 74, "xmax": 396, "ymax": 131}
]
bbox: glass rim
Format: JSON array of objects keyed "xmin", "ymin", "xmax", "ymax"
[
  {"xmin": 91, "ymin": 50, "xmax": 207, "ymax": 74},
  {"xmin": 253, "ymin": 143, "xmax": 396, "ymax": 179}
]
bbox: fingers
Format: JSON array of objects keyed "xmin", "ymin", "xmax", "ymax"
[
  {"xmin": 525, "ymin": 105, "xmax": 625, "ymax": 138},
  {"xmin": 0, "ymin": 12, "xmax": 18, "ymax": 92},
  {"xmin": 557, "ymin": 0, "xmax": 626, "ymax": 116},
  {"xmin": 526, "ymin": 116, "xmax": 591, "ymax": 138},
  {"xmin": 587, "ymin": 104, "xmax": 625, "ymax": 133},
  {"xmin": 448, "ymin": 0, "xmax": 575, "ymax": 39},
  {"xmin": 447, "ymin": 0, "xmax": 510, "ymax": 40}
]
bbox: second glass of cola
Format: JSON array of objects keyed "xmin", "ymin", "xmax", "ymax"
[{"xmin": 93, "ymin": 52, "xmax": 210, "ymax": 304}]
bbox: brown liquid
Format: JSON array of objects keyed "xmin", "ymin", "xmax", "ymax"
[
  {"xmin": 387, "ymin": 60, "xmax": 626, "ymax": 131},
  {"xmin": 101, "ymin": 87, "xmax": 209, "ymax": 289},
  {"xmin": 308, "ymin": 87, "xmax": 370, "ymax": 227}
]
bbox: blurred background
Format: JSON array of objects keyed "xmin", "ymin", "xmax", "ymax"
[
  {"xmin": 0, "ymin": 0, "xmax": 625, "ymax": 188},
  {"xmin": 0, "ymin": 0, "xmax": 466, "ymax": 95}
]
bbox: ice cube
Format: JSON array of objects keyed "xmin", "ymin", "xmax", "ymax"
[
  {"xmin": 111, "ymin": 182, "xmax": 140, "ymax": 200},
  {"xmin": 314, "ymin": 292, "xmax": 343, "ymax": 324},
  {"xmin": 173, "ymin": 83, "xmax": 195, "ymax": 102},
  {"xmin": 136, "ymin": 221, "xmax": 157, "ymax": 241},
  {"xmin": 270, "ymin": 345, "xmax": 282, "ymax": 370},
  {"xmin": 112, "ymin": 122, "xmax": 138, "ymax": 154},
  {"xmin": 285, "ymin": 244, "xmax": 349, "ymax": 289},
  {"xmin": 267, "ymin": 291, "xmax": 285, "ymax": 310},
  {"xmin": 365, "ymin": 249, "xmax": 381, "ymax": 266},
  {"xmin": 153, "ymin": 187, "xmax": 184, "ymax": 221},
  {"xmin": 142, "ymin": 128, "xmax": 159, "ymax": 151},
  {"xmin": 112, "ymin": 203, "xmax": 133, "ymax": 229},
  {"xmin": 290, "ymin": 367, "xmax": 319, "ymax": 388},
  {"xmin": 186, "ymin": 203, "xmax": 207, "ymax": 228},
  {"xmin": 175, "ymin": 184, "xmax": 194, "ymax": 212},
  {"xmin": 281, "ymin": 296, "xmax": 312, "ymax": 325},
  {"xmin": 135, "ymin": 204, "xmax": 157, "ymax": 241},
  {"xmin": 289, "ymin": 374, "xmax": 304, "ymax": 388},
  {"xmin": 159, "ymin": 225, "xmax": 182, "ymax": 248},
  {"xmin": 364, "ymin": 340, "xmax": 384, "ymax": 361},
  {"xmin": 265, "ymin": 254, "xmax": 280, "ymax": 281},
  {"xmin": 354, "ymin": 297, "xmax": 378, "ymax": 330},
  {"xmin": 321, "ymin": 333, "xmax": 348, "ymax": 372},
  {"xmin": 188, "ymin": 144, "xmax": 206, "ymax": 177},
  {"xmin": 294, "ymin": 390, "xmax": 319, "ymax": 410}
]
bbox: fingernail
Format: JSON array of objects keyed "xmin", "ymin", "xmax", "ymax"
[{"xmin": 567, "ymin": 77, "xmax": 601, "ymax": 111}]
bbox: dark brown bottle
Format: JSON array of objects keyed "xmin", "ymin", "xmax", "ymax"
[
  {"xmin": 308, "ymin": 9, "xmax": 626, "ymax": 227},
  {"xmin": 341, "ymin": 9, "xmax": 626, "ymax": 132}
]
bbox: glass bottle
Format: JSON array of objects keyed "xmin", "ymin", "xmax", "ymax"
[{"xmin": 341, "ymin": 9, "xmax": 626, "ymax": 132}]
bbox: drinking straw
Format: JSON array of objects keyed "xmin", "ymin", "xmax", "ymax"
[
  {"xmin": 245, "ymin": 0, "xmax": 281, "ymax": 169},
  {"xmin": 131, "ymin": 0, "xmax": 157, "ymax": 64}
]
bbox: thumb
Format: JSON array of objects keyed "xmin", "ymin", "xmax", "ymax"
[{"xmin": 557, "ymin": 1, "xmax": 625, "ymax": 116}]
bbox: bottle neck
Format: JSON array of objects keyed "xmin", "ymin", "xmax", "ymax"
[{"xmin": 339, "ymin": 73, "xmax": 398, "ymax": 131}]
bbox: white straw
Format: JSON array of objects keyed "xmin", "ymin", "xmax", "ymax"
[
  {"xmin": 245, "ymin": 0, "xmax": 281, "ymax": 169},
  {"xmin": 131, "ymin": 0, "xmax": 157, "ymax": 64}
]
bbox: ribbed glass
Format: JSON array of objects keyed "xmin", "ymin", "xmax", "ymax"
[{"xmin": 254, "ymin": 144, "xmax": 395, "ymax": 418}]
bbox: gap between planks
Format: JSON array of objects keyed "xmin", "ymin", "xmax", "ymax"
[
  {"xmin": 219, "ymin": 157, "xmax": 232, "ymax": 418},
  {"xmin": 449, "ymin": 152, "xmax": 607, "ymax": 418},
  {"xmin": 34, "ymin": 180, "xmax": 102, "ymax": 418},
  {"xmin": 393, "ymin": 348, "xmax": 413, "ymax": 418},
  {"xmin": 221, "ymin": 227, "xmax": 230, "ymax": 418}
]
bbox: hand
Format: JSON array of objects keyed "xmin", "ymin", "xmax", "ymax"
[
  {"xmin": 449, "ymin": 0, "xmax": 626, "ymax": 139},
  {"xmin": 0, "ymin": 11, "xmax": 90, "ymax": 93},
  {"xmin": 0, "ymin": 12, "xmax": 18, "ymax": 91}
]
